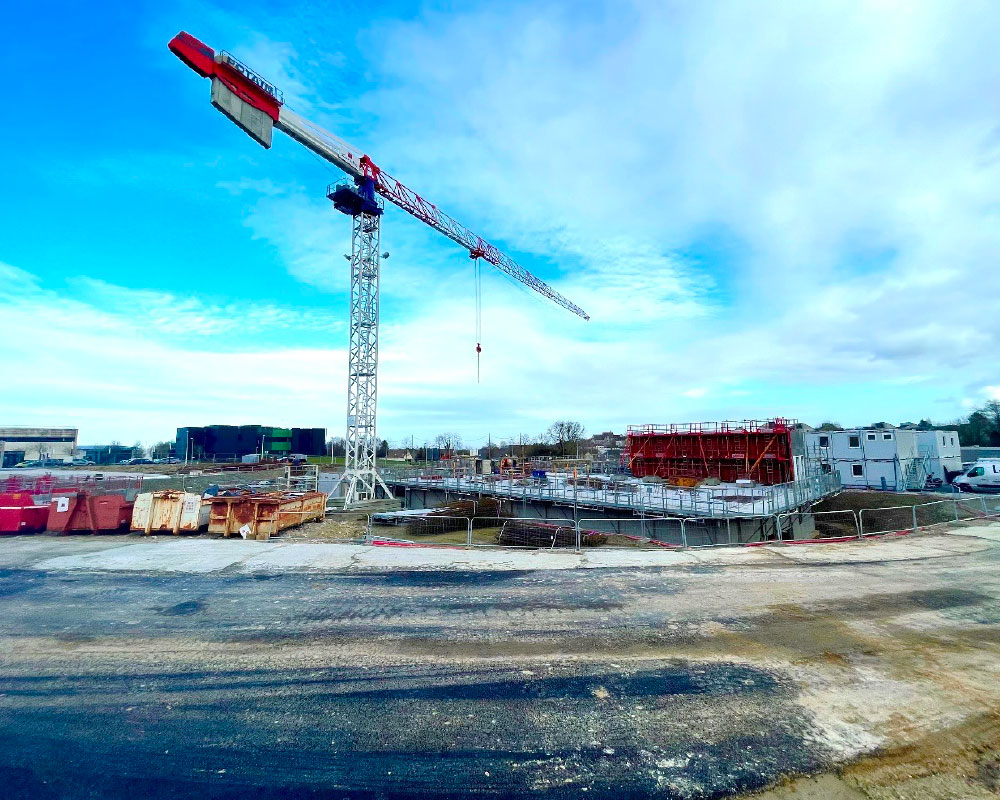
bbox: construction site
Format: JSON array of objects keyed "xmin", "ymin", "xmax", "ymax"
[
  {"xmin": 379, "ymin": 419, "xmax": 840, "ymax": 546},
  {"xmin": 2, "ymin": 15, "xmax": 1000, "ymax": 800}
]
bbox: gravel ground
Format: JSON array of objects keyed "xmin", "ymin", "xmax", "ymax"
[{"xmin": 0, "ymin": 530, "xmax": 998, "ymax": 799}]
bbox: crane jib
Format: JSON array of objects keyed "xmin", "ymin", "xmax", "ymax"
[{"xmin": 169, "ymin": 30, "xmax": 589, "ymax": 321}]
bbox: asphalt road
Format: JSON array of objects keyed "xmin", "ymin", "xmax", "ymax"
[{"xmin": 1, "ymin": 531, "xmax": 999, "ymax": 799}]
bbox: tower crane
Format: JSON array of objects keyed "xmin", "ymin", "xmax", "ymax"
[{"xmin": 168, "ymin": 32, "xmax": 589, "ymax": 506}]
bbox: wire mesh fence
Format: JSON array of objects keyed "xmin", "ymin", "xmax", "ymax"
[
  {"xmin": 914, "ymin": 500, "xmax": 958, "ymax": 529},
  {"xmin": 576, "ymin": 517, "xmax": 683, "ymax": 548},
  {"xmin": 983, "ymin": 495, "xmax": 1000, "ymax": 516},
  {"xmin": 859, "ymin": 506, "xmax": 920, "ymax": 536},
  {"xmin": 1, "ymin": 474, "xmax": 145, "ymax": 503},
  {"xmin": 396, "ymin": 515, "xmax": 471, "ymax": 544},
  {"xmin": 384, "ymin": 468, "xmax": 842, "ymax": 518},
  {"xmin": 474, "ymin": 516, "xmax": 581, "ymax": 549},
  {"xmin": 776, "ymin": 509, "xmax": 860, "ymax": 541},
  {"xmin": 152, "ymin": 469, "xmax": 288, "ymax": 495},
  {"xmin": 497, "ymin": 519, "xmax": 584, "ymax": 549}
]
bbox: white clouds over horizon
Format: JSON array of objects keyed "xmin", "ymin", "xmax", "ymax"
[{"xmin": 3, "ymin": 0, "xmax": 999, "ymax": 445}]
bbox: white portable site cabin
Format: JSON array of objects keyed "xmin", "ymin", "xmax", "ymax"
[{"xmin": 805, "ymin": 428, "xmax": 922, "ymax": 491}]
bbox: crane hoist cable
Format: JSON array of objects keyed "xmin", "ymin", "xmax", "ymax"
[{"xmin": 474, "ymin": 256, "xmax": 482, "ymax": 383}]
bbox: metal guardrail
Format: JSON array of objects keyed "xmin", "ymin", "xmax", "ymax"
[
  {"xmin": 360, "ymin": 494, "xmax": 999, "ymax": 553},
  {"xmin": 381, "ymin": 469, "xmax": 842, "ymax": 519}
]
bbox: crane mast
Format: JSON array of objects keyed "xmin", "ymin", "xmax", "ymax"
[{"xmin": 168, "ymin": 32, "xmax": 589, "ymax": 506}]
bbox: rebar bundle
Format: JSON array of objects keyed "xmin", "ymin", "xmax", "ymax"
[{"xmin": 496, "ymin": 520, "xmax": 608, "ymax": 548}]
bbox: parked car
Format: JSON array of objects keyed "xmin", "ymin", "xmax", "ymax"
[
  {"xmin": 163, "ymin": 457, "xmax": 181, "ymax": 464},
  {"xmin": 13, "ymin": 460, "xmax": 44, "ymax": 468},
  {"xmin": 70, "ymin": 459, "xmax": 96, "ymax": 466},
  {"xmin": 42, "ymin": 458, "xmax": 68, "ymax": 468},
  {"xmin": 132, "ymin": 458, "xmax": 155, "ymax": 465}
]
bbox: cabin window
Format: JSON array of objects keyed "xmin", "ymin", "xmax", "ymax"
[
  {"xmin": 849, "ymin": 435, "xmax": 861, "ymax": 448},
  {"xmin": 969, "ymin": 467, "xmax": 985, "ymax": 477},
  {"xmin": 883, "ymin": 433, "xmax": 893, "ymax": 440},
  {"xmin": 818, "ymin": 435, "xmax": 830, "ymax": 448},
  {"xmin": 942, "ymin": 435, "xmax": 946, "ymax": 446},
  {"xmin": 867, "ymin": 432, "xmax": 877, "ymax": 441},
  {"xmin": 951, "ymin": 437, "xmax": 955, "ymax": 446},
  {"xmin": 852, "ymin": 464, "xmax": 864, "ymax": 476}
]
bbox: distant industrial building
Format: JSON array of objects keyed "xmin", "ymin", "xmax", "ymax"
[
  {"xmin": 962, "ymin": 446, "xmax": 1000, "ymax": 464},
  {"xmin": 805, "ymin": 428, "xmax": 962, "ymax": 490},
  {"xmin": 0, "ymin": 427, "xmax": 78, "ymax": 467},
  {"xmin": 176, "ymin": 425, "xmax": 326, "ymax": 461}
]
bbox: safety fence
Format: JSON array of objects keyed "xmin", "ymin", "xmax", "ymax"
[
  {"xmin": 362, "ymin": 495, "xmax": 1000, "ymax": 551},
  {"xmin": 2, "ymin": 474, "xmax": 145, "ymax": 503},
  {"xmin": 384, "ymin": 468, "xmax": 842, "ymax": 518},
  {"xmin": 364, "ymin": 514, "xmax": 785, "ymax": 550},
  {"xmin": 859, "ymin": 495, "xmax": 1000, "ymax": 536},
  {"xmin": 148, "ymin": 469, "xmax": 289, "ymax": 495}
]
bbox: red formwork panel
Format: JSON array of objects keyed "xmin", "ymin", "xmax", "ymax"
[
  {"xmin": 0, "ymin": 493, "xmax": 50, "ymax": 534},
  {"xmin": 625, "ymin": 419, "xmax": 796, "ymax": 486},
  {"xmin": 47, "ymin": 492, "xmax": 133, "ymax": 534}
]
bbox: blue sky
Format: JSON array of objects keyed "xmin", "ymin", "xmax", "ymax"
[{"xmin": 2, "ymin": 0, "xmax": 999, "ymax": 449}]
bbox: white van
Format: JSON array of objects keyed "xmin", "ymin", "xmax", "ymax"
[{"xmin": 954, "ymin": 459, "xmax": 1000, "ymax": 493}]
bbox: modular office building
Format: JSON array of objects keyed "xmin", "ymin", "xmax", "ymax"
[
  {"xmin": 805, "ymin": 428, "xmax": 930, "ymax": 491},
  {"xmin": 916, "ymin": 430, "xmax": 963, "ymax": 483}
]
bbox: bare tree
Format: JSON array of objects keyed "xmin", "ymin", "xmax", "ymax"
[
  {"xmin": 546, "ymin": 421, "xmax": 586, "ymax": 457},
  {"xmin": 434, "ymin": 433, "xmax": 463, "ymax": 454}
]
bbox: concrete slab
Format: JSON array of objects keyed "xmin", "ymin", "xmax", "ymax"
[
  {"xmin": 0, "ymin": 535, "xmax": 133, "ymax": 568},
  {"xmin": 239, "ymin": 543, "xmax": 363, "ymax": 571},
  {"xmin": 687, "ymin": 546, "xmax": 787, "ymax": 565},
  {"xmin": 33, "ymin": 538, "xmax": 284, "ymax": 573},
  {"xmin": 351, "ymin": 545, "xmax": 584, "ymax": 571},
  {"xmin": 945, "ymin": 522, "xmax": 1000, "ymax": 542},
  {"xmin": 776, "ymin": 537, "xmax": 976, "ymax": 564},
  {"xmin": 5, "ymin": 529, "xmax": 998, "ymax": 575},
  {"xmin": 580, "ymin": 548, "xmax": 697, "ymax": 568}
]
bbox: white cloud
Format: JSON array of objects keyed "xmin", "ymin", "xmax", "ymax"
[
  {"xmin": 0, "ymin": 262, "xmax": 346, "ymax": 444},
  {"xmin": 10, "ymin": 2, "xmax": 1000, "ymax": 445}
]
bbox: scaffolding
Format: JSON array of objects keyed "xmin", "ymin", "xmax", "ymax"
[{"xmin": 625, "ymin": 418, "xmax": 798, "ymax": 486}]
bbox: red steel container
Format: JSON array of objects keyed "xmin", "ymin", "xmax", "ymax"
[
  {"xmin": 47, "ymin": 492, "xmax": 134, "ymax": 534},
  {"xmin": 0, "ymin": 493, "xmax": 50, "ymax": 534},
  {"xmin": 208, "ymin": 491, "xmax": 326, "ymax": 540}
]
